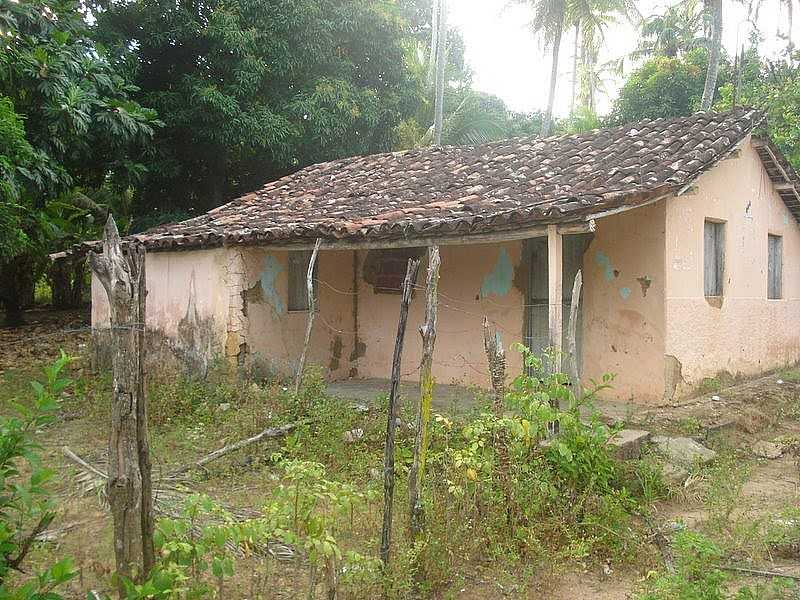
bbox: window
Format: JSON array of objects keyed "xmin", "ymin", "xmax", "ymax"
[
  {"xmin": 704, "ymin": 220, "xmax": 725, "ymax": 296},
  {"xmin": 288, "ymin": 250, "xmax": 318, "ymax": 311},
  {"xmin": 768, "ymin": 234, "xmax": 783, "ymax": 299},
  {"xmin": 362, "ymin": 248, "xmax": 423, "ymax": 294}
]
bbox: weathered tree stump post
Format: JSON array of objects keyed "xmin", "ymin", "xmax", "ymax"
[
  {"xmin": 380, "ymin": 258, "xmax": 420, "ymax": 567},
  {"xmin": 295, "ymin": 239, "xmax": 322, "ymax": 396},
  {"xmin": 409, "ymin": 246, "xmax": 440, "ymax": 539},
  {"xmin": 566, "ymin": 270, "xmax": 583, "ymax": 401},
  {"xmin": 89, "ymin": 215, "xmax": 154, "ymax": 590}
]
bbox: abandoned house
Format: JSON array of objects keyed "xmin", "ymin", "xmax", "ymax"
[{"xmin": 89, "ymin": 108, "xmax": 800, "ymax": 404}]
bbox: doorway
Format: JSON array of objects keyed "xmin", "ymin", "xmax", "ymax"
[{"xmin": 524, "ymin": 234, "xmax": 592, "ymax": 373}]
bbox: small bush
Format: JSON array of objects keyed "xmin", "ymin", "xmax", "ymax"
[{"xmin": 0, "ymin": 352, "xmax": 77, "ymax": 598}]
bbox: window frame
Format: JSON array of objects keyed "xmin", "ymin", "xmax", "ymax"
[
  {"xmin": 704, "ymin": 219, "xmax": 725, "ymax": 298},
  {"xmin": 287, "ymin": 250, "xmax": 319, "ymax": 312},
  {"xmin": 768, "ymin": 233, "xmax": 783, "ymax": 300}
]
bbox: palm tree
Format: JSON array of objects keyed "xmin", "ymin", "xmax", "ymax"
[
  {"xmin": 569, "ymin": 0, "xmax": 639, "ymax": 115},
  {"xmin": 432, "ymin": 0, "xmax": 448, "ymax": 145},
  {"xmin": 529, "ymin": 0, "xmax": 568, "ymax": 136},
  {"xmin": 781, "ymin": 0, "xmax": 795, "ymax": 52},
  {"xmin": 700, "ymin": 0, "xmax": 722, "ymax": 110},
  {"xmin": 635, "ymin": 0, "xmax": 706, "ymax": 58}
]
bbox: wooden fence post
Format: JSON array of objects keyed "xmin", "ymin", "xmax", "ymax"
[
  {"xmin": 295, "ymin": 239, "xmax": 322, "ymax": 396},
  {"xmin": 409, "ymin": 246, "xmax": 440, "ymax": 539},
  {"xmin": 566, "ymin": 270, "xmax": 583, "ymax": 401},
  {"xmin": 380, "ymin": 258, "xmax": 420, "ymax": 567},
  {"xmin": 88, "ymin": 215, "xmax": 154, "ymax": 589}
]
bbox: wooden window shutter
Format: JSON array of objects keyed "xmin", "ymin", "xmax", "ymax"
[
  {"xmin": 288, "ymin": 251, "xmax": 317, "ymax": 311},
  {"xmin": 704, "ymin": 221, "xmax": 725, "ymax": 297},
  {"xmin": 768, "ymin": 234, "xmax": 783, "ymax": 299}
]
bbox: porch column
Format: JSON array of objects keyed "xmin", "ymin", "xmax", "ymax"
[{"xmin": 547, "ymin": 224, "xmax": 563, "ymax": 370}]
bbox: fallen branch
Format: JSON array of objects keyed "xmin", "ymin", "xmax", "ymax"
[
  {"xmin": 62, "ymin": 446, "xmax": 297, "ymax": 560},
  {"xmin": 169, "ymin": 420, "xmax": 309, "ymax": 477},
  {"xmin": 63, "ymin": 446, "xmax": 108, "ymax": 480},
  {"xmin": 719, "ymin": 565, "xmax": 800, "ymax": 581}
]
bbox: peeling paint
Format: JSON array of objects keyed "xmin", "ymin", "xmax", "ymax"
[
  {"xmin": 329, "ymin": 335, "xmax": 343, "ymax": 371},
  {"xmin": 177, "ymin": 271, "xmax": 215, "ymax": 375},
  {"xmin": 260, "ymin": 254, "xmax": 285, "ymax": 315},
  {"xmin": 619, "ymin": 287, "xmax": 631, "ymax": 300},
  {"xmin": 595, "ymin": 251, "xmax": 615, "ymax": 281},
  {"xmin": 480, "ymin": 248, "xmax": 513, "ymax": 298},
  {"xmin": 663, "ymin": 354, "xmax": 684, "ymax": 403},
  {"xmin": 636, "ymin": 276, "xmax": 652, "ymax": 297}
]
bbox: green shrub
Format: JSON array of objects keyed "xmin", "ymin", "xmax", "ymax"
[
  {"xmin": 0, "ymin": 352, "xmax": 76, "ymax": 598},
  {"xmin": 412, "ymin": 346, "xmax": 643, "ymax": 588}
]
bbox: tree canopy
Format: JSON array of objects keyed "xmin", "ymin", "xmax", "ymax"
[
  {"xmin": 94, "ymin": 0, "xmax": 426, "ymax": 223},
  {"xmin": 0, "ymin": 0, "xmax": 157, "ymax": 323}
]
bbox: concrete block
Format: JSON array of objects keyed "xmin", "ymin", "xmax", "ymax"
[{"xmin": 609, "ymin": 429, "xmax": 651, "ymax": 460}]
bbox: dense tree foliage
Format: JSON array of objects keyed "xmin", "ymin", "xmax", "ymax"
[
  {"xmin": 607, "ymin": 48, "xmax": 712, "ymax": 124},
  {"xmin": 3, "ymin": 0, "xmax": 800, "ymax": 326},
  {"xmin": 0, "ymin": 0, "xmax": 157, "ymax": 324},
  {"xmin": 717, "ymin": 50, "xmax": 800, "ymax": 170},
  {"xmin": 94, "ymin": 0, "xmax": 426, "ymax": 223}
]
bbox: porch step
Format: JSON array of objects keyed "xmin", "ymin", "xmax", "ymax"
[{"xmin": 609, "ymin": 429, "xmax": 652, "ymax": 460}]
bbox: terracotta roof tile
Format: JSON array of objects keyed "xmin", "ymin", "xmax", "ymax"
[{"xmin": 112, "ymin": 109, "xmax": 779, "ymax": 251}]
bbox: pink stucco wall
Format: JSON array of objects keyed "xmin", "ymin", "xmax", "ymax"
[
  {"xmin": 242, "ymin": 248, "xmax": 355, "ymax": 379},
  {"xmin": 90, "ymin": 136, "xmax": 800, "ymax": 402},
  {"xmin": 354, "ymin": 241, "xmax": 525, "ymax": 386},
  {"xmin": 581, "ymin": 201, "xmax": 667, "ymax": 403},
  {"xmin": 664, "ymin": 137, "xmax": 800, "ymax": 397},
  {"xmin": 241, "ymin": 242, "xmax": 525, "ymax": 386},
  {"xmin": 92, "ymin": 247, "xmax": 229, "ymax": 345}
]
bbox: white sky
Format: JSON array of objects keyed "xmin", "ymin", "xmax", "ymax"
[{"xmin": 448, "ymin": 0, "xmax": 790, "ymax": 116}]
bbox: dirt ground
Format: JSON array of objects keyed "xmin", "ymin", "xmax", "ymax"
[{"xmin": 1, "ymin": 307, "xmax": 799, "ymax": 599}]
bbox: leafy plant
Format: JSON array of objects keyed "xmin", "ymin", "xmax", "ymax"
[
  {"xmin": 120, "ymin": 495, "xmax": 244, "ymax": 600},
  {"xmin": 0, "ymin": 351, "xmax": 77, "ymax": 598}
]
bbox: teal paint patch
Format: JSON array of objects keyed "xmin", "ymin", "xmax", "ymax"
[
  {"xmin": 784, "ymin": 214, "xmax": 790, "ymax": 225},
  {"xmin": 619, "ymin": 287, "xmax": 631, "ymax": 299},
  {"xmin": 480, "ymin": 248, "xmax": 513, "ymax": 298},
  {"xmin": 260, "ymin": 254, "xmax": 285, "ymax": 315},
  {"xmin": 595, "ymin": 251, "xmax": 615, "ymax": 281}
]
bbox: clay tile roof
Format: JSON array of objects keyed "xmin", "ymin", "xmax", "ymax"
[{"xmin": 117, "ymin": 108, "xmax": 780, "ymax": 251}]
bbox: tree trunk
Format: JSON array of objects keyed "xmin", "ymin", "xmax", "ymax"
[
  {"xmin": 700, "ymin": 0, "xmax": 723, "ymax": 111},
  {"xmin": 409, "ymin": 246, "xmax": 440, "ymax": 540},
  {"xmin": 427, "ymin": 0, "xmax": 440, "ymax": 85},
  {"xmin": 570, "ymin": 22, "xmax": 579, "ymax": 117},
  {"xmin": 49, "ymin": 257, "xmax": 87, "ymax": 308},
  {"xmin": 542, "ymin": 4, "xmax": 565, "ymax": 137},
  {"xmin": 88, "ymin": 215, "xmax": 154, "ymax": 591},
  {"xmin": 380, "ymin": 258, "xmax": 420, "ymax": 567},
  {"xmin": 433, "ymin": 0, "xmax": 448, "ymax": 146},
  {"xmin": 0, "ymin": 255, "xmax": 35, "ymax": 326}
]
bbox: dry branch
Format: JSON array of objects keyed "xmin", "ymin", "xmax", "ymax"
[
  {"xmin": 719, "ymin": 565, "xmax": 800, "ymax": 581},
  {"xmin": 380, "ymin": 258, "xmax": 420, "ymax": 567},
  {"xmin": 88, "ymin": 214, "xmax": 154, "ymax": 586},
  {"xmin": 566, "ymin": 269, "xmax": 583, "ymax": 400},
  {"xmin": 295, "ymin": 239, "xmax": 322, "ymax": 396},
  {"xmin": 409, "ymin": 246, "xmax": 440, "ymax": 539},
  {"xmin": 169, "ymin": 420, "xmax": 308, "ymax": 478}
]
